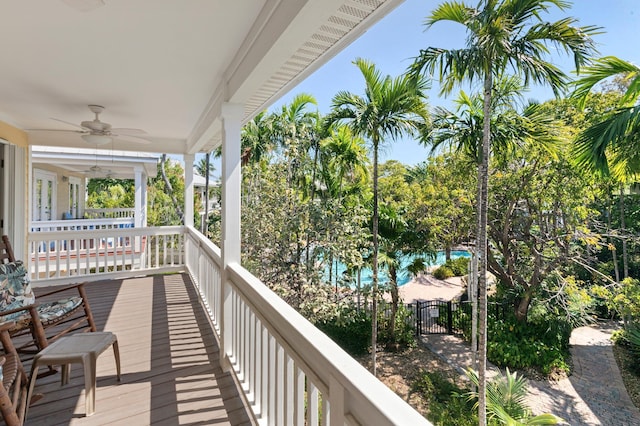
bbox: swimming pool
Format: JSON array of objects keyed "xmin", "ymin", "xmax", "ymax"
[{"xmin": 325, "ymin": 250, "xmax": 471, "ymax": 287}]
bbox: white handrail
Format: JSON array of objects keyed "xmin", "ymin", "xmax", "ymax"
[
  {"xmin": 31, "ymin": 217, "xmax": 135, "ymax": 232},
  {"xmin": 27, "ymin": 226, "xmax": 183, "ymax": 285},
  {"xmin": 84, "ymin": 208, "xmax": 136, "ymax": 219}
]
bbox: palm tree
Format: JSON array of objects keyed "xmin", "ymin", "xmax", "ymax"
[
  {"xmin": 409, "ymin": 2, "xmax": 598, "ymax": 422},
  {"xmin": 327, "ymin": 58, "xmax": 429, "ymax": 376},
  {"xmin": 240, "ymin": 110, "xmax": 275, "ymax": 166},
  {"xmin": 572, "ymin": 56, "xmax": 640, "ymax": 180},
  {"xmin": 572, "ymin": 57, "xmax": 640, "ymax": 281}
]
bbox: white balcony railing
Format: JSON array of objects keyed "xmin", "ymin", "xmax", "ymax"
[
  {"xmin": 29, "ymin": 226, "xmax": 430, "ymax": 425},
  {"xmin": 27, "ymin": 226, "xmax": 183, "ymax": 285},
  {"xmin": 31, "ymin": 217, "xmax": 135, "ymax": 232},
  {"xmin": 83, "ymin": 207, "xmax": 136, "ymax": 219},
  {"xmin": 184, "ymin": 227, "xmax": 430, "ymax": 426}
]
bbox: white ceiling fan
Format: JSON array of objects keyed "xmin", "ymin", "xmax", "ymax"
[{"xmin": 33, "ymin": 105, "xmax": 151, "ymax": 145}]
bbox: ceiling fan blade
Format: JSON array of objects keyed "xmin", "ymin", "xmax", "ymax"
[
  {"xmin": 111, "ymin": 128, "xmax": 147, "ymax": 136},
  {"xmin": 27, "ymin": 128, "xmax": 85, "ymax": 134},
  {"xmin": 60, "ymin": 0, "xmax": 105, "ymax": 12},
  {"xmin": 51, "ymin": 118, "xmax": 86, "ymax": 130},
  {"xmin": 113, "ymin": 134, "xmax": 151, "ymax": 145}
]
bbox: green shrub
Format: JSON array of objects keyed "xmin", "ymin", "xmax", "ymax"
[
  {"xmin": 487, "ymin": 316, "xmax": 571, "ymax": 376},
  {"xmin": 446, "ymin": 257, "xmax": 469, "ymax": 276},
  {"xmin": 433, "ymin": 266, "xmax": 454, "ymax": 280},
  {"xmin": 377, "ymin": 304, "xmax": 416, "ymax": 350},
  {"xmin": 412, "ymin": 371, "xmax": 478, "ymax": 426},
  {"xmin": 316, "ymin": 308, "xmax": 371, "ymax": 356}
]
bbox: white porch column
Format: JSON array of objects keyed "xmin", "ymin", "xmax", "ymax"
[
  {"xmin": 134, "ymin": 168, "xmax": 145, "ymax": 228},
  {"xmin": 141, "ymin": 174, "xmax": 148, "ymax": 227},
  {"xmin": 184, "ymin": 153, "xmax": 195, "ymax": 227},
  {"xmin": 220, "ymin": 102, "xmax": 243, "ymax": 370}
]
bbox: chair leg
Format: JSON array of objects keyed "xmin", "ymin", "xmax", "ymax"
[
  {"xmin": 78, "ymin": 285, "xmax": 97, "ymax": 332},
  {"xmin": 27, "ymin": 306, "xmax": 48, "ymax": 351}
]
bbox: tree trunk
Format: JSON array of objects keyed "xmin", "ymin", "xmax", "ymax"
[
  {"xmin": 445, "ymin": 246, "xmax": 452, "ymax": 261},
  {"xmin": 357, "ymin": 268, "xmax": 362, "ymax": 311},
  {"xmin": 619, "ymin": 184, "xmax": 629, "ymax": 279},
  {"xmin": 515, "ymin": 292, "xmax": 532, "ymax": 323},
  {"xmin": 371, "ymin": 138, "xmax": 379, "ymax": 377},
  {"xmin": 607, "ymin": 187, "xmax": 620, "ymax": 283},
  {"xmin": 389, "ymin": 265, "xmax": 399, "ymax": 346},
  {"xmin": 477, "ymin": 72, "xmax": 493, "ymax": 426}
]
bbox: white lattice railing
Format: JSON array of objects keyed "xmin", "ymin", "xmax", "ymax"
[
  {"xmin": 31, "ymin": 217, "xmax": 135, "ymax": 232},
  {"xmin": 83, "ymin": 208, "xmax": 136, "ymax": 219},
  {"xmin": 184, "ymin": 227, "xmax": 430, "ymax": 426},
  {"xmin": 27, "ymin": 226, "xmax": 183, "ymax": 285}
]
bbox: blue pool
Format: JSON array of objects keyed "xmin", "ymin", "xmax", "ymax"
[{"xmin": 324, "ymin": 250, "xmax": 471, "ymax": 287}]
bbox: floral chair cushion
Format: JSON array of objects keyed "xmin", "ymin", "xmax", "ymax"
[
  {"xmin": 36, "ymin": 297, "xmax": 83, "ymax": 324},
  {"xmin": 0, "ymin": 261, "xmax": 35, "ymax": 322}
]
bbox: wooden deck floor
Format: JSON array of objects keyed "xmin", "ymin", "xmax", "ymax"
[{"xmin": 23, "ymin": 274, "xmax": 253, "ymax": 426}]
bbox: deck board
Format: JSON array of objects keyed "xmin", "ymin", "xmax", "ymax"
[{"xmin": 22, "ymin": 274, "xmax": 253, "ymax": 426}]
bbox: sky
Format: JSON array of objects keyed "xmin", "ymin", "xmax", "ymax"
[{"xmin": 268, "ymin": 0, "xmax": 640, "ymax": 166}]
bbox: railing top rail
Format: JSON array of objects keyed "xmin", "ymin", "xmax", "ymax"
[
  {"xmin": 28, "ymin": 225, "xmax": 183, "ymax": 240},
  {"xmin": 31, "ymin": 217, "xmax": 135, "ymax": 227},
  {"xmin": 185, "ymin": 227, "xmax": 221, "ymax": 266},
  {"xmin": 84, "ymin": 208, "xmax": 135, "ymax": 212}
]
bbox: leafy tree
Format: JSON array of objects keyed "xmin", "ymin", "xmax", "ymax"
[
  {"xmin": 409, "ymin": 1, "xmax": 598, "ymax": 422},
  {"xmin": 407, "ymin": 154, "xmax": 475, "ymax": 261},
  {"xmin": 86, "ymin": 179, "xmax": 134, "ymax": 209},
  {"xmin": 327, "ymin": 58, "xmax": 429, "ymax": 376},
  {"xmin": 148, "ymin": 157, "xmax": 187, "ymax": 226},
  {"xmin": 488, "ymin": 142, "xmax": 599, "ymax": 322}
]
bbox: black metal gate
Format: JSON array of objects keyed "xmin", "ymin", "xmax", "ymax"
[
  {"xmin": 415, "ymin": 300, "xmax": 505, "ymax": 337},
  {"xmin": 416, "ymin": 300, "xmax": 449, "ymax": 334}
]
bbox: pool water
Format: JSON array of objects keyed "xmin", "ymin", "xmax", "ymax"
[{"xmin": 324, "ymin": 250, "xmax": 471, "ymax": 287}]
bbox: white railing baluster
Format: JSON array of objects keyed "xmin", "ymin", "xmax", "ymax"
[{"xmin": 307, "ymin": 382, "xmax": 319, "ymax": 426}]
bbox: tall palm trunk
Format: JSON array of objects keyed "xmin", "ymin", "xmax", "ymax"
[
  {"xmin": 477, "ymin": 72, "xmax": 492, "ymax": 426},
  {"xmin": 607, "ymin": 187, "xmax": 620, "ymax": 282},
  {"xmin": 371, "ymin": 138, "xmax": 379, "ymax": 377},
  {"xmin": 619, "ymin": 184, "xmax": 629, "ymax": 279},
  {"xmin": 389, "ymin": 265, "xmax": 399, "ymax": 346}
]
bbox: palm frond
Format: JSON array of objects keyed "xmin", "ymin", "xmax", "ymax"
[
  {"xmin": 573, "ymin": 104, "xmax": 640, "ymax": 178},
  {"xmin": 426, "ymin": 1, "xmax": 477, "ymax": 29},
  {"xmin": 571, "ymin": 56, "xmax": 640, "ymax": 108}
]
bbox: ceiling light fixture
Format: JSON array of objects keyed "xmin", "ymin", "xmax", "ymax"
[{"xmin": 81, "ymin": 134, "xmax": 112, "ymax": 145}]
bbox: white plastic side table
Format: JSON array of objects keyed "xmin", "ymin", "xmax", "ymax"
[{"xmin": 27, "ymin": 332, "xmax": 121, "ymax": 417}]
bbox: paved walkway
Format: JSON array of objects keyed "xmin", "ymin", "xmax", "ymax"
[{"xmin": 421, "ymin": 322, "xmax": 640, "ymax": 425}]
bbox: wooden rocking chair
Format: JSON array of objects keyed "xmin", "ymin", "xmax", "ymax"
[
  {"xmin": 0, "ymin": 322, "xmax": 29, "ymax": 426},
  {"xmin": 0, "ymin": 235, "xmax": 97, "ymax": 356}
]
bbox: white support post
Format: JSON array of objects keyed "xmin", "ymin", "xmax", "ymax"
[
  {"xmin": 184, "ymin": 153, "xmax": 195, "ymax": 228},
  {"xmin": 134, "ymin": 168, "xmax": 144, "ymax": 229},
  {"xmin": 220, "ymin": 102, "xmax": 243, "ymax": 371}
]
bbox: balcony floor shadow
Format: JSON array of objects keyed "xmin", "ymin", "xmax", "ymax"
[{"xmin": 22, "ymin": 274, "xmax": 253, "ymax": 426}]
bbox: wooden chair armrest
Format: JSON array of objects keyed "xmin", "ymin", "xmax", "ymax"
[
  {"xmin": 37, "ymin": 282, "xmax": 88, "ymax": 298},
  {"xmin": 0, "ymin": 304, "xmax": 38, "ymax": 317},
  {"xmin": 0, "ymin": 322, "xmax": 16, "ymax": 333}
]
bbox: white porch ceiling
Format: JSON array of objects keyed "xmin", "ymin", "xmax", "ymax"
[{"xmin": 0, "ymin": 0, "xmax": 402, "ymax": 155}]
